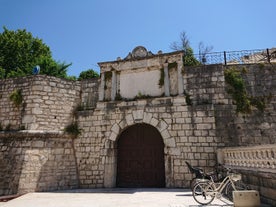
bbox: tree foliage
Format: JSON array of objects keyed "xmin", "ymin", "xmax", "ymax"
[
  {"xmin": 78, "ymin": 69, "xmax": 99, "ymax": 80},
  {"xmin": 0, "ymin": 27, "xmax": 71, "ymax": 79},
  {"xmin": 170, "ymin": 31, "xmax": 200, "ymax": 66}
]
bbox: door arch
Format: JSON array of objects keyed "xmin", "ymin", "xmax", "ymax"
[{"xmin": 116, "ymin": 123, "xmax": 165, "ymax": 187}]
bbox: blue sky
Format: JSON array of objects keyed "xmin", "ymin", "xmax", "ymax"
[{"xmin": 1, "ymin": 0, "xmax": 275, "ymax": 77}]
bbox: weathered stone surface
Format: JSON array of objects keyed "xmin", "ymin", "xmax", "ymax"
[{"xmin": 0, "ymin": 133, "xmax": 77, "ymax": 195}]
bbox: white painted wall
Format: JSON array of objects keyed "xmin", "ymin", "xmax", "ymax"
[{"xmin": 120, "ymin": 70, "xmax": 162, "ymax": 99}]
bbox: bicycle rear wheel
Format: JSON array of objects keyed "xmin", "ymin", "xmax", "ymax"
[
  {"xmin": 192, "ymin": 182, "xmax": 215, "ymax": 205},
  {"xmin": 190, "ymin": 178, "xmax": 198, "ymax": 190}
]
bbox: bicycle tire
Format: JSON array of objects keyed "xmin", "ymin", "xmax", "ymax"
[
  {"xmin": 190, "ymin": 178, "xmax": 197, "ymax": 190},
  {"xmin": 192, "ymin": 181, "xmax": 215, "ymax": 205}
]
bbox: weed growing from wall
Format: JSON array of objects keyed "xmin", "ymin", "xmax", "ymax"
[
  {"xmin": 64, "ymin": 122, "xmax": 81, "ymax": 137},
  {"xmin": 9, "ymin": 89, "xmax": 23, "ymax": 108},
  {"xmin": 168, "ymin": 62, "xmax": 177, "ymax": 69},
  {"xmin": 115, "ymin": 92, "xmax": 123, "ymax": 101},
  {"xmin": 134, "ymin": 91, "xmax": 152, "ymax": 100},
  {"xmin": 104, "ymin": 71, "xmax": 112, "ymax": 82},
  {"xmin": 184, "ymin": 91, "xmax": 192, "ymax": 105}
]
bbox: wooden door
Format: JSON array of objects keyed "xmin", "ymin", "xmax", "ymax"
[{"xmin": 116, "ymin": 124, "xmax": 165, "ymax": 187}]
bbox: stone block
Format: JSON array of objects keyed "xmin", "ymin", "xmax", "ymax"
[
  {"xmin": 32, "ymin": 141, "xmax": 45, "ymax": 148},
  {"xmin": 109, "ymin": 132, "xmax": 117, "ymax": 141},
  {"xmin": 173, "ymin": 97, "xmax": 186, "ymax": 105},
  {"xmin": 111, "ymin": 123, "xmax": 120, "ymax": 134},
  {"xmin": 175, "ymin": 118, "xmax": 185, "ymax": 123},
  {"xmin": 233, "ymin": 190, "xmax": 260, "ymax": 207},
  {"xmin": 125, "ymin": 114, "xmax": 134, "ymax": 126},
  {"xmin": 161, "ymin": 129, "xmax": 170, "ymax": 139},
  {"xmin": 119, "ymin": 120, "xmax": 127, "ymax": 129},
  {"xmin": 150, "ymin": 117, "xmax": 159, "ymax": 127},
  {"xmin": 164, "ymin": 137, "xmax": 175, "ymax": 148},
  {"xmin": 157, "ymin": 120, "xmax": 168, "ymax": 132},
  {"xmin": 32, "ymin": 107, "xmax": 43, "ymax": 115},
  {"xmin": 196, "ymin": 111, "xmax": 206, "ymax": 117},
  {"xmin": 169, "ymin": 147, "xmax": 181, "ymax": 155},
  {"xmin": 22, "ymin": 115, "xmax": 34, "ymax": 124}
]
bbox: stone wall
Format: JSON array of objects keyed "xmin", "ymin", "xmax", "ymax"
[
  {"xmin": 0, "ymin": 62, "xmax": 275, "ymax": 204},
  {"xmin": 0, "ymin": 132, "xmax": 78, "ymax": 196},
  {"xmin": 76, "ymin": 97, "xmax": 224, "ymax": 188},
  {"xmin": 213, "ymin": 64, "xmax": 276, "ymax": 146},
  {"xmin": 80, "ymin": 78, "xmax": 99, "ymax": 109},
  {"xmin": 0, "ymin": 75, "xmax": 81, "ymax": 131},
  {"xmin": 241, "ymin": 169, "xmax": 276, "ymax": 206},
  {"xmin": 74, "ymin": 62, "xmax": 276, "ymax": 207},
  {"xmin": 184, "ymin": 64, "xmax": 229, "ymax": 105}
]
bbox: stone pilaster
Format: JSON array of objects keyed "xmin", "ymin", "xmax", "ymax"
[
  {"xmin": 111, "ymin": 70, "xmax": 117, "ymax": 101},
  {"xmin": 177, "ymin": 61, "xmax": 184, "ymax": 95},
  {"xmin": 164, "ymin": 63, "xmax": 170, "ymax": 96},
  {"xmin": 99, "ymin": 73, "xmax": 105, "ymax": 101}
]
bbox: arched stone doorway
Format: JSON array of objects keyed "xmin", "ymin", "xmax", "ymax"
[{"xmin": 116, "ymin": 123, "xmax": 165, "ymax": 187}]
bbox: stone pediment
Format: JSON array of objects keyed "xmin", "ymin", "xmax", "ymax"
[{"xmin": 124, "ymin": 46, "xmax": 154, "ymax": 60}]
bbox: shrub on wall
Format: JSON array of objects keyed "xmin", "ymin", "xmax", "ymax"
[
  {"xmin": 9, "ymin": 89, "xmax": 23, "ymax": 108},
  {"xmin": 224, "ymin": 67, "xmax": 267, "ymax": 113},
  {"xmin": 64, "ymin": 122, "xmax": 81, "ymax": 137}
]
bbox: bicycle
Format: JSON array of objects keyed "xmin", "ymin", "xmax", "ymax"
[
  {"xmin": 185, "ymin": 161, "xmax": 225, "ymax": 190},
  {"xmin": 192, "ymin": 168, "xmax": 248, "ymax": 205}
]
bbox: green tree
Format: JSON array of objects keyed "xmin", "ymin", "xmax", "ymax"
[
  {"xmin": 78, "ymin": 69, "xmax": 99, "ymax": 80},
  {"xmin": 0, "ymin": 27, "xmax": 71, "ymax": 79},
  {"xmin": 170, "ymin": 31, "xmax": 200, "ymax": 66}
]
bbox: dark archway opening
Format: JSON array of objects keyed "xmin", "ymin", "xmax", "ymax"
[{"xmin": 116, "ymin": 123, "xmax": 165, "ymax": 187}]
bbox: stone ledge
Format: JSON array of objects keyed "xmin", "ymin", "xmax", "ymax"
[{"xmin": 0, "ymin": 130, "xmax": 72, "ymax": 139}]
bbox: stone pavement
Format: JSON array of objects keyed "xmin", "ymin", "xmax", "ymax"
[{"xmin": 0, "ymin": 188, "xmax": 233, "ymax": 207}]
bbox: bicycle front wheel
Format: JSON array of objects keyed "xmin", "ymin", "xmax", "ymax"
[{"xmin": 192, "ymin": 182, "xmax": 215, "ymax": 205}]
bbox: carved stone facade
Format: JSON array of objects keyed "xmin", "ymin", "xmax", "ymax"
[{"xmin": 98, "ymin": 47, "xmax": 184, "ymax": 100}]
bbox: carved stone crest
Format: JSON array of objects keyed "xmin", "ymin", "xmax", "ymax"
[{"xmin": 124, "ymin": 46, "xmax": 153, "ymax": 60}]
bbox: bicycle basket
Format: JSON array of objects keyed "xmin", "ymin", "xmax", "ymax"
[{"xmin": 229, "ymin": 173, "xmax": 242, "ymax": 181}]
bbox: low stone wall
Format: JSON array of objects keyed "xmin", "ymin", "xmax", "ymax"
[{"xmin": 0, "ymin": 132, "xmax": 78, "ymax": 196}]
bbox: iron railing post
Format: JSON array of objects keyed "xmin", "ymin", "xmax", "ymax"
[
  {"xmin": 266, "ymin": 48, "xmax": 270, "ymax": 63},
  {"xmin": 223, "ymin": 51, "xmax": 227, "ymax": 65}
]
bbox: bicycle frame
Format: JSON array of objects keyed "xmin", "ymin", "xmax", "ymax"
[
  {"xmin": 198, "ymin": 174, "xmax": 237, "ymax": 197},
  {"xmin": 211, "ymin": 175, "xmax": 237, "ymax": 195}
]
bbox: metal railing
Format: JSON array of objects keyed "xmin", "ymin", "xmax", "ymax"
[{"xmin": 193, "ymin": 48, "xmax": 276, "ymax": 65}]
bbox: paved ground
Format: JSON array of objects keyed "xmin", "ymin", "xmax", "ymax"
[{"xmin": 0, "ymin": 188, "xmax": 234, "ymax": 207}]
